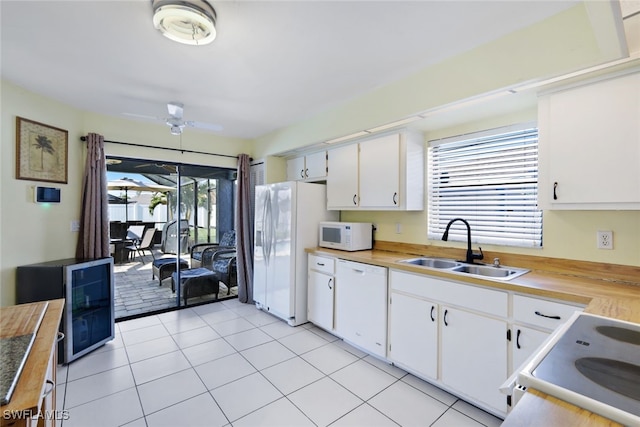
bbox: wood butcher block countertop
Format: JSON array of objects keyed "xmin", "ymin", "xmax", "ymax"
[
  {"xmin": 307, "ymin": 242, "xmax": 640, "ymax": 427},
  {"xmin": 0, "ymin": 300, "xmax": 64, "ymax": 425}
]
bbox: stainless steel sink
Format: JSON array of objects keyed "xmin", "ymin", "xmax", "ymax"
[
  {"xmin": 397, "ymin": 257, "xmax": 528, "ymax": 281},
  {"xmin": 451, "ymin": 264, "xmax": 529, "ymax": 280},
  {"xmin": 399, "ymin": 257, "xmax": 461, "ymax": 269}
]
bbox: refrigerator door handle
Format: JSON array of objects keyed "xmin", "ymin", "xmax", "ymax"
[
  {"xmin": 262, "ymin": 190, "xmax": 270, "ymax": 266},
  {"xmin": 265, "ymin": 189, "xmax": 275, "ymax": 264}
]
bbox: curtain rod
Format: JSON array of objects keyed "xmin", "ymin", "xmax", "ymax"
[{"xmin": 80, "ymin": 136, "xmax": 244, "ymax": 160}]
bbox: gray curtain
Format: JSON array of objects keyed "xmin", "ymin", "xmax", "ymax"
[
  {"xmin": 75, "ymin": 133, "xmax": 109, "ymax": 259},
  {"xmin": 235, "ymin": 153, "xmax": 253, "ymax": 303}
]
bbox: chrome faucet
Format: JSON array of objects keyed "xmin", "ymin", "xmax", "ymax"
[{"xmin": 442, "ymin": 218, "xmax": 484, "ymax": 264}]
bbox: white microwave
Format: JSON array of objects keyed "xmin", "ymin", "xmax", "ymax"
[{"xmin": 319, "ymin": 222, "xmax": 373, "ymax": 251}]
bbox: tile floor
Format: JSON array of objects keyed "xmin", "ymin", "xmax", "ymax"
[{"xmin": 57, "ymin": 299, "xmax": 504, "ymax": 427}]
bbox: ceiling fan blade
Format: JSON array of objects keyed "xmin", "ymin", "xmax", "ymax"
[
  {"xmin": 185, "ymin": 120, "xmax": 223, "ymax": 132},
  {"xmin": 122, "ymin": 112, "xmax": 160, "ymax": 121},
  {"xmin": 167, "ymin": 102, "xmax": 184, "ymax": 119}
]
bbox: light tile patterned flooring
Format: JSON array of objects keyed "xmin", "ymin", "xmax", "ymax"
[{"xmin": 57, "ymin": 299, "xmax": 504, "ymax": 427}]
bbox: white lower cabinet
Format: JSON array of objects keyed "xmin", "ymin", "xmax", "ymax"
[
  {"xmin": 335, "ymin": 259, "xmax": 388, "ymax": 358},
  {"xmin": 307, "ymin": 260, "xmax": 586, "ymax": 419},
  {"xmin": 388, "ymin": 292, "xmax": 438, "ymax": 380},
  {"xmin": 308, "ymin": 270, "xmax": 335, "ymax": 331},
  {"xmin": 511, "ymin": 325, "xmax": 550, "ymax": 372},
  {"xmin": 509, "ymin": 294, "xmax": 584, "ymax": 376},
  {"xmin": 440, "ymin": 306, "xmax": 508, "ymax": 413},
  {"xmin": 388, "ymin": 269, "xmax": 509, "ymax": 415}
]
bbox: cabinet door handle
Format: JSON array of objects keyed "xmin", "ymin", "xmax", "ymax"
[
  {"xmin": 535, "ymin": 311, "xmax": 561, "ymax": 320},
  {"xmin": 516, "ymin": 329, "xmax": 522, "ymax": 349},
  {"xmin": 317, "ymin": 262, "xmax": 325, "ymax": 266},
  {"xmin": 443, "ymin": 309, "xmax": 449, "ymax": 326},
  {"xmin": 42, "ymin": 379, "xmax": 55, "ymax": 398},
  {"xmin": 430, "ymin": 305, "xmax": 435, "ymax": 322},
  {"xmin": 305, "ymin": 168, "xmax": 309, "ymax": 178},
  {"xmin": 353, "ymin": 194, "xmax": 358, "ymax": 205},
  {"xmin": 327, "ymin": 278, "xmax": 333, "ymax": 290},
  {"xmin": 393, "ymin": 192, "xmax": 398, "ymax": 205},
  {"xmin": 553, "ymin": 182, "xmax": 558, "ymax": 200},
  {"xmin": 301, "ymin": 169, "xmax": 305, "ymax": 179}
]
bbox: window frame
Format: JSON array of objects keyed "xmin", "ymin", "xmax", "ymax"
[{"xmin": 427, "ymin": 122, "xmax": 542, "ymax": 248}]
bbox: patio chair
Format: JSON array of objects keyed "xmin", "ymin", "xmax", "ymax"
[
  {"xmin": 190, "ymin": 230, "xmax": 236, "ymax": 269},
  {"xmin": 126, "ymin": 225, "xmax": 146, "ymax": 242},
  {"xmin": 126, "ymin": 228, "xmax": 156, "ymax": 262},
  {"xmin": 210, "ymin": 248, "xmax": 237, "ymax": 295},
  {"xmin": 160, "ymin": 220, "xmax": 190, "ymax": 254}
]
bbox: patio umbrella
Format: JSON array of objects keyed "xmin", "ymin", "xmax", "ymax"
[
  {"xmin": 108, "ymin": 194, "xmax": 131, "ymax": 205},
  {"xmin": 107, "ymin": 178, "xmax": 175, "ymax": 222}
]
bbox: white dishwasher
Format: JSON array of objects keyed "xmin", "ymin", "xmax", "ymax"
[{"xmin": 335, "ymin": 259, "xmax": 388, "ymax": 358}]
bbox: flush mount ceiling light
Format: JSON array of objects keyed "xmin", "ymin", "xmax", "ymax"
[{"xmin": 152, "ymin": 0, "xmax": 217, "ymax": 46}]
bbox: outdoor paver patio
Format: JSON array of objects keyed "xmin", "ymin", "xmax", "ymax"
[{"xmin": 114, "ymin": 249, "xmax": 237, "ymax": 320}]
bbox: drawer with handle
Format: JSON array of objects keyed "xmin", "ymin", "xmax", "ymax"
[
  {"xmin": 309, "ymin": 255, "xmax": 335, "ymax": 275},
  {"xmin": 513, "ymin": 294, "xmax": 584, "ymax": 330}
]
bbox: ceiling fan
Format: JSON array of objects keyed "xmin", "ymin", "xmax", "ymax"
[{"xmin": 124, "ymin": 102, "xmax": 223, "ymax": 135}]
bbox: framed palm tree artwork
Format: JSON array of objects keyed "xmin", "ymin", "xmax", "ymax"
[{"xmin": 16, "ymin": 117, "xmax": 68, "ymax": 183}]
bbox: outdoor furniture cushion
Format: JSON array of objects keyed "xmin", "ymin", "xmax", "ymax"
[
  {"xmin": 190, "ymin": 230, "xmax": 236, "ymax": 269},
  {"xmin": 152, "ymin": 258, "xmax": 189, "ymax": 286},
  {"xmin": 171, "ymin": 268, "xmax": 220, "ymax": 304},
  {"xmin": 211, "ymin": 249, "xmax": 237, "ymax": 295}
]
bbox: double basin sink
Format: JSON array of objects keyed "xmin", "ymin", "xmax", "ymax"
[{"xmin": 398, "ymin": 257, "xmax": 529, "ymax": 281}]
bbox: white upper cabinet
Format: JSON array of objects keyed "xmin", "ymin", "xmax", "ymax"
[
  {"xmin": 305, "ymin": 151, "xmax": 328, "ymax": 181},
  {"xmin": 286, "ymin": 156, "xmax": 306, "ymax": 181},
  {"xmin": 359, "ymin": 134, "xmax": 401, "ymax": 208},
  {"xmin": 326, "ymin": 144, "xmax": 360, "ymax": 208},
  {"xmin": 538, "ymin": 70, "xmax": 640, "ymax": 210},
  {"xmin": 286, "ymin": 151, "xmax": 327, "ymax": 182},
  {"xmin": 327, "ymin": 130, "xmax": 424, "ymax": 210}
]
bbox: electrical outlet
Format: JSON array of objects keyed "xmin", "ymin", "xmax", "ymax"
[{"xmin": 597, "ymin": 231, "xmax": 613, "ymax": 249}]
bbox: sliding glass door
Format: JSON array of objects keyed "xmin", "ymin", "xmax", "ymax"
[{"xmin": 107, "ymin": 157, "xmax": 236, "ymax": 320}]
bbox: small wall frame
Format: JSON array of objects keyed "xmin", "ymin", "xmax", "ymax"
[{"xmin": 16, "ymin": 117, "xmax": 68, "ymax": 184}]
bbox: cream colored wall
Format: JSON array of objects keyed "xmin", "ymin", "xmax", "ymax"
[
  {"xmin": 82, "ymin": 112, "xmax": 252, "ymax": 170},
  {"xmin": 0, "ymin": 80, "xmax": 253, "ymax": 306},
  {"xmin": 1, "ymin": 82, "xmax": 85, "ymax": 306},
  {"xmin": 252, "ymin": 4, "xmax": 609, "ymax": 159}
]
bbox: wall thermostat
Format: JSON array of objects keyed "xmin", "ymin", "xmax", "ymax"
[{"xmin": 35, "ymin": 186, "xmax": 61, "ymax": 203}]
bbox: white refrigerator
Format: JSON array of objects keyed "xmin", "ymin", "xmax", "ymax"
[{"xmin": 253, "ymin": 181, "xmax": 338, "ymax": 326}]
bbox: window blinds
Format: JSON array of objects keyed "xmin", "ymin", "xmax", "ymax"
[{"xmin": 427, "ymin": 125, "xmax": 542, "ymax": 247}]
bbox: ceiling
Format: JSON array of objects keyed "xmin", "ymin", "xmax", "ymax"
[{"xmin": 0, "ymin": 0, "xmax": 606, "ymax": 140}]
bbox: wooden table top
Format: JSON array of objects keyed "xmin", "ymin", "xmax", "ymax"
[{"xmin": 0, "ymin": 300, "xmax": 64, "ymax": 426}]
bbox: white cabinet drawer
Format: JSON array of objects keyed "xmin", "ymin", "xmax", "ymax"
[
  {"xmin": 513, "ymin": 294, "xmax": 583, "ymax": 330},
  {"xmin": 390, "ymin": 270, "xmax": 508, "ymax": 317},
  {"xmin": 309, "ymin": 255, "xmax": 335, "ymax": 275}
]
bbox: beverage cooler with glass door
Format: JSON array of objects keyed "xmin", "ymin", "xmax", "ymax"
[{"xmin": 16, "ymin": 257, "xmax": 115, "ymax": 363}]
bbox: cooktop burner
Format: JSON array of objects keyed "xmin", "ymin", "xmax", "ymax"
[{"xmin": 522, "ymin": 313, "xmax": 640, "ymax": 425}]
